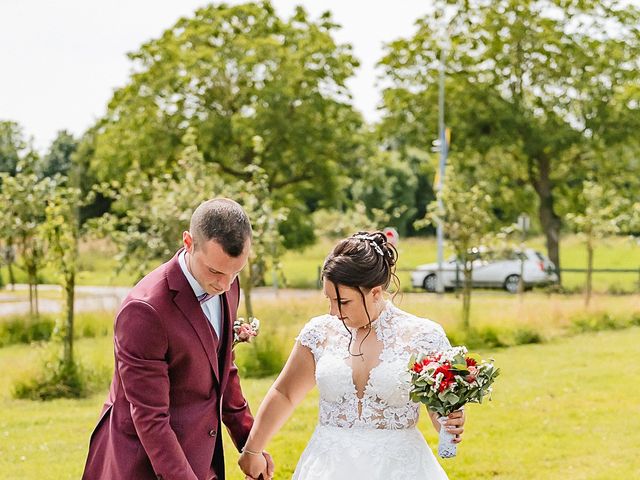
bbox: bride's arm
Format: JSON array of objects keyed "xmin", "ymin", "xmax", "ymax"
[{"xmin": 238, "ymin": 342, "xmax": 316, "ymax": 468}]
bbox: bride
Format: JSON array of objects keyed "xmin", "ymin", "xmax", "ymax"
[{"xmin": 238, "ymin": 232, "xmax": 465, "ymax": 480}]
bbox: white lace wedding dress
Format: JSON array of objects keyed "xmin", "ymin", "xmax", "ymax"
[{"xmin": 293, "ymin": 301, "xmax": 451, "ymax": 480}]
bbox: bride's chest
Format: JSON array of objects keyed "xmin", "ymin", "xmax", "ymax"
[{"xmin": 315, "ymin": 346, "xmax": 412, "ymax": 407}]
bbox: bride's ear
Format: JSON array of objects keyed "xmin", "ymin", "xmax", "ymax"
[{"xmin": 371, "ymin": 285, "xmax": 383, "ymax": 300}]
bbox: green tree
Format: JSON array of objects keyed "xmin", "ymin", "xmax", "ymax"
[
  {"xmin": 418, "ymin": 164, "xmax": 494, "ymax": 329},
  {"xmin": 42, "ymin": 183, "xmax": 84, "ymax": 367},
  {"xmin": 88, "ymin": 2, "xmax": 363, "ymax": 249},
  {"xmin": 351, "ymin": 150, "xmax": 418, "ymax": 235},
  {"xmin": 92, "ymin": 127, "xmax": 224, "ymax": 281},
  {"xmin": 41, "ymin": 130, "xmax": 78, "ymax": 178},
  {"xmin": 566, "ymin": 180, "xmax": 625, "ymax": 305},
  {"xmin": 0, "ymin": 120, "xmax": 28, "ymax": 176},
  {"xmin": 233, "ymin": 136, "xmax": 288, "ymax": 318},
  {"xmin": 379, "ymin": 0, "xmax": 640, "ymax": 281},
  {"xmin": 0, "ymin": 161, "xmax": 56, "ymax": 316}
]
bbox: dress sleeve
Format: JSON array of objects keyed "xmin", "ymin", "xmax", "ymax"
[
  {"xmin": 410, "ymin": 319, "xmax": 452, "ymax": 355},
  {"xmin": 296, "ymin": 315, "xmax": 329, "ymax": 359}
]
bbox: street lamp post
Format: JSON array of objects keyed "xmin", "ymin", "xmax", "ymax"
[{"xmin": 435, "ymin": 41, "xmax": 448, "ymax": 294}]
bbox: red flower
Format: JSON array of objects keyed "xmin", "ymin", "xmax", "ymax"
[
  {"xmin": 412, "ymin": 362, "xmax": 423, "ymax": 373},
  {"xmin": 466, "ymin": 357, "xmax": 477, "ymax": 367},
  {"xmin": 435, "ymin": 364, "xmax": 455, "ymax": 392}
]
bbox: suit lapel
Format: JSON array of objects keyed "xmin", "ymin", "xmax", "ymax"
[
  {"xmin": 167, "ymin": 250, "xmax": 220, "ymax": 383},
  {"xmin": 219, "ymin": 290, "xmax": 234, "ymax": 389}
]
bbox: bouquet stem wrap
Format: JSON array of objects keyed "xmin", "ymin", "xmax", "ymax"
[{"xmin": 437, "ymin": 416, "xmax": 457, "ymax": 458}]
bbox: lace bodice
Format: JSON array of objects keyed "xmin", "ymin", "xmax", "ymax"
[{"xmin": 297, "ymin": 301, "xmax": 450, "ymax": 430}]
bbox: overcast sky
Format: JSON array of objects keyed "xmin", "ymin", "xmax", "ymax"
[{"xmin": 0, "ymin": 1, "xmax": 433, "ymax": 151}]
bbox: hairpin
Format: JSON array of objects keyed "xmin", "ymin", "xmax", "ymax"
[{"xmin": 352, "ymin": 234, "xmax": 385, "ymax": 257}]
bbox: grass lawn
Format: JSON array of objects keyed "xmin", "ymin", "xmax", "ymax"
[
  {"xmin": 0, "ymin": 327, "xmax": 639, "ymax": 479},
  {"xmin": 2, "ymin": 234, "xmax": 637, "ymax": 292}
]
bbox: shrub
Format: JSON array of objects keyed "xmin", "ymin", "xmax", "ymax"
[
  {"xmin": 512, "ymin": 327, "xmax": 544, "ymax": 345},
  {"xmin": 13, "ymin": 354, "xmax": 88, "ymax": 400},
  {"xmin": 235, "ymin": 330, "xmax": 289, "ymax": 379},
  {"xmin": 571, "ymin": 313, "xmax": 627, "ymax": 333},
  {"xmin": 0, "ymin": 315, "xmax": 56, "ymax": 347}
]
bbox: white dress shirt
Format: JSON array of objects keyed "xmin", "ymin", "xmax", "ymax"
[{"xmin": 178, "ymin": 250, "xmax": 222, "ymax": 339}]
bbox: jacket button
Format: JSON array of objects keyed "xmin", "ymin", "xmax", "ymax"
[{"xmin": 208, "ymin": 429, "xmax": 217, "ymax": 437}]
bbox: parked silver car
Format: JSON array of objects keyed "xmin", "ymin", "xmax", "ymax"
[{"xmin": 410, "ymin": 247, "xmax": 558, "ymax": 293}]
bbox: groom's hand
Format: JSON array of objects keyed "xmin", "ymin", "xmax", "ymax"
[
  {"xmin": 445, "ymin": 410, "xmax": 465, "ymax": 444},
  {"xmin": 262, "ymin": 451, "xmax": 274, "ymax": 479}
]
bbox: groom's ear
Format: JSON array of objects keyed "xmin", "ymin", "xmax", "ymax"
[{"xmin": 183, "ymin": 231, "xmax": 194, "ymax": 252}]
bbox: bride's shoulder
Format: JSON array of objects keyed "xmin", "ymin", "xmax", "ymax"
[
  {"xmin": 301, "ymin": 313, "xmax": 339, "ymax": 332},
  {"xmin": 389, "ymin": 305, "xmax": 450, "ymax": 348},
  {"xmin": 296, "ymin": 314, "xmax": 340, "ymax": 354}
]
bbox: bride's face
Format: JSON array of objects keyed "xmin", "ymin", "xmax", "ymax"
[{"xmin": 323, "ymin": 279, "xmax": 383, "ymax": 329}]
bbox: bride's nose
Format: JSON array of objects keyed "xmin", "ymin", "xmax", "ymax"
[{"xmin": 329, "ymin": 302, "xmax": 339, "ymax": 317}]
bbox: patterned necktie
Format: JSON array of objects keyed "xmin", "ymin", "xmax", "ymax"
[{"xmin": 197, "ymin": 292, "xmax": 213, "ymax": 304}]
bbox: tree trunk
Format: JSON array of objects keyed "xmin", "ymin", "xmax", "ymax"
[
  {"xmin": 241, "ymin": 261, "xmax": 254, "ymax": 319},
  {"xmin": 462, "ymin": 266, "xmax": 473, "ymax": 330},
  {"xmin": 7, "ymin": 261, "xmax": 15, "ymax": 290},
  {"xmin": 585, "ymin": 235, "xmax": 593, "ymax": 307},
  {"xmin": 34, "ymin": 268, "xmax": 40, "ymax": 318},
  {"xmin": 64, "ymin": 273, "xmax": 75, "ymax": 366},
  {"xmin": 28, "ymin": 269, "xmax": 35, "ymax": 318},
  {"xmin": 533, "ymin": 156, "xmax": 562, "ymax": 285}
]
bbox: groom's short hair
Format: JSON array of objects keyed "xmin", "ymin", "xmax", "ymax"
[{"xmin": 190, "ymin": 198, "xmax": 252, "ymax": 257}]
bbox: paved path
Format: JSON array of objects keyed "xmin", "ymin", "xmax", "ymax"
[{"xmin": 0, "ymin": 285, "xmax": 321, "ymax": 316}]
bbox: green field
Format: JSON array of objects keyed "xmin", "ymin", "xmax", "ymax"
[
  {"xmin": 2, "ymin": 234, "xmax": 638, "ymax": 292},
  {"xmin": 1, "ymin": 326, "xmax": 639, "ymax": 479}
]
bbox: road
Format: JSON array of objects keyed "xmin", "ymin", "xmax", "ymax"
[{"xmin": 0, "ymin": 284, "xmax": 321, "ymax": 316}]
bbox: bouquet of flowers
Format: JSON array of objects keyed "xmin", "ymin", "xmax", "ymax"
[
  {"xmin": 408, "ymin": 346, "xmax": 499, "ymax": 458},
  {"xmin": 233, "ymin": 317, "xmax": 260, "ymax": 347}
]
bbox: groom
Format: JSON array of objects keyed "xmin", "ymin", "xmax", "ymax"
[{"xmin": 82, "ymin": 198, "xmax": 273, "ymax": 480}]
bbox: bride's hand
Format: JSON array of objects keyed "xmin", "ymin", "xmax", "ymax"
[
  {"xmin": 238, "ymin": 450, "xmax": 268, "ymax": 480},
  {"xmin": 444, "ymin": 409, "xmax": 465, "ymax": 444}
]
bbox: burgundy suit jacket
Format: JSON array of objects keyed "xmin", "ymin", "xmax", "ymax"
[{"xmin": 82, "ymin": 249, "xmax": 253, "ymax": 480}]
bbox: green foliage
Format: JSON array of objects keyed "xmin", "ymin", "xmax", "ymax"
[
  {"xmin": 91, "ymin": 127, "xmax": 224, "ymax": 279},
  {"xmin": 566, "ymin": 180, "xmax": 627, "ymax": 305},
  {"xmin": 235, "ymin": 331, "xmax": 288, "ymax": 379},
  {"xmin": 40, "ymin": 130, "xmax": 78, "ymax": 178},
  {"xmin": 512, "ymin": 327, "xmax": 543, "ymax": 346},
  {"xmin": 0, "ymin": 315, "xmax": 56, "ymax": 347},
  {"xmin": 571, "ymin": 312, "xmax": 628, "ymax": 333},
  {"xmin": 379, "ymin": 0, "xmax": 640, "ymax": 276},
  {"xmin": 0, "ymin": 160, "xmax": 58, "ymax": 316},
  {"xmin": 418, "ymin": 164, "xmax": 495, "ymax": 328},
  {"xmin": 88, "ymin": 2, "xmax": 364, "ymax": 249},
  {"xmin": 13, "ymin": 352, "xmax": 90, "ymax": 401},
  {"xmin": 0, "ymin": 120, "xmax": 28, "ymax": 176},
  {"xmin": 0, "ymin": 311, "xmax": 114, "ymax": 349},
  {"xmin": 351, "ymin": 150, "xmax": 418, "ymax": 235}
]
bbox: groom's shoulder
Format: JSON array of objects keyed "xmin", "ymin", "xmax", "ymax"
[{"xmin": 123, "ymin": 257, "xmax": 175, "ymax": 308}]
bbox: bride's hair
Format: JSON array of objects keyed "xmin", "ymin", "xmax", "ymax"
[{"xmin": 321, "ymin": 231, "xmax": 400, "ymax": 356}]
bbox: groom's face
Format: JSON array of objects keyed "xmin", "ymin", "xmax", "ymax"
[{"xmin": 184, "ymin": 232, "xmax": 250, "ymax": 295}]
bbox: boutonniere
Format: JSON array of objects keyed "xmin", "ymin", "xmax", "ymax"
[{"xmin": 233, "ymin": 317, "xmax": 260, "ymax": 347}]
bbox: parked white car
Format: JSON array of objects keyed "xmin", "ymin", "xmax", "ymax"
[{"xmin": 410, "ymin": 247, "xmax": 558, "ymax": 293}]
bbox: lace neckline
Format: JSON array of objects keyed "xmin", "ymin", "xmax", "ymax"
[{"xmin": 345, "ymin": 300, "xmax": 394, "ymax": 335}]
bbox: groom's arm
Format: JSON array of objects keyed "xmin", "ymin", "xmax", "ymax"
[
  {"xmin": 115, "ymin": 300, "xmax": 198, "ymax": 480},
  {"xmin": 221, "ymin": 351, "xmax": 254, "ymax": 450}
]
